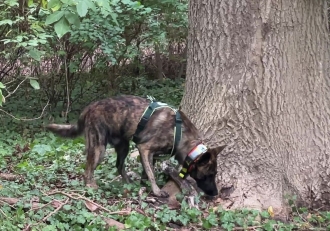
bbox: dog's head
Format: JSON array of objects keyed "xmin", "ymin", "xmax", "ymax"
[{"xmin": 189, "ymin": 145, "xmax": 226, "ymax": 198}]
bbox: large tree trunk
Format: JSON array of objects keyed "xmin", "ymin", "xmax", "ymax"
[{"xmin": 181, "ymin": 0, "xmax": 330, "ymax": 214}]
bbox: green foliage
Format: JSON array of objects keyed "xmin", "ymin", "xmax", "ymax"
[
  {"xmin": 0, "ymin": 0, "xmax": 188, "ymax": 114},
  {"xmin": 118, "ymin": 76, "xmax": 185, "ymax": 106}
]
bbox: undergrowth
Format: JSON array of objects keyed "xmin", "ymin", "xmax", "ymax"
[
  {"xmin": 1, "ymin": 77, "xmax": 330, "ymax": 230},
  {"xmin": 1, "ymin": 132, "xmax": 330, "ymax": 230}
]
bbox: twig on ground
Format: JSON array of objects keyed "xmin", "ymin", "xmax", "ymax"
[
  {"xmin": 0, "ymin": 197, "xmax": 53, "ymax": 210},
  {"xmin": 108, "ymin": 175, "xmax": 121, "ymax": 184},
  {"xmin": 42, "ymin": 198, "xmax": 70, "ymax": 222},
  {"xmin": 0, "ymin": 208, "xmax": 8, "ymax": 218},
  {"xmin": 47, "ymin": 191, "xmax": 130, "ymax": 215},
  {"xmin": 0, "ymin": 197, "xmax": 19, "ymax": 209},
  {"xmin": 232, "ymin": 226, "xmax": 262, "ymax": 230}
]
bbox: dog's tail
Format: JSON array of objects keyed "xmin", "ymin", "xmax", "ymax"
[{"xmin": 46, "ymin": 115, "xmax": 85, "ymax": 138}]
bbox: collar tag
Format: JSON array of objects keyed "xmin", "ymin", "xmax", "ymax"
[{"xmin": 188, "ymin": 144, "xmax": 208, "ymax": 161}]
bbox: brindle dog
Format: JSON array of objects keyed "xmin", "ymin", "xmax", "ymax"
[{"xmin": 46, "ymin": 95, "xmax": 226, "ymax": 198}]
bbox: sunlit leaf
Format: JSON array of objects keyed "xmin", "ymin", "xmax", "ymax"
[
  {"xmin": 29, "ymin": 79, "xmax": 40, "ymax": 90},
  {"xmin": 27, "ymin": 0, "xmax": 33, "ymax": 7},
  {"xmin": 48, "ymin": 0, "xmax": 61, "ymax": 10},
  {"xmin": 41, "ymin": 0, "xmax": 47, "ymax": 8},
  {"xmin": 268, "ymin": 206, "xmax": 274, "ymax": 218}
]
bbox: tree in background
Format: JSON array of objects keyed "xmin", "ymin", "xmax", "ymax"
[{"xmin": 181, "ymin": 0, "xmax": 330, "ymax": 214}]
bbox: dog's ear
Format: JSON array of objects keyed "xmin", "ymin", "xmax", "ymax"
[
  {"xmin": 196, "ymin": 145, "xmax": 226, "ymax": 167},
  {"xmin": 207, "ymin": 145, "xmax": 226, "ymax": 156},
  {"xmin": 196, "ymin": 152, "xmax": 211, "ymax": 166}
]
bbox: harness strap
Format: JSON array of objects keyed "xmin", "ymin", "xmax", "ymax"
[
  {"xmin": 132, "ymin": 98, "xmax": 182, "ymax": 156},
  {"xmin": 172, "ymin": 111, "xmax": 182, "ymax": 155}
]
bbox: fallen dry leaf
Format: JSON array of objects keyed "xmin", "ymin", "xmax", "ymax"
[
  {"xmin": 85, "ymin": 201, "xmax": 99, "ymax": 212},
  {"xmin": 103, "ymin": 217, "xmax": 125, "ymax": 230},
  {"xmin": 51, "ymin": 200, "xmax": 62, "ymax": 208},
  {"xmin": 268, "ymin": 206, "xmax": 275, "ymax": 218}
]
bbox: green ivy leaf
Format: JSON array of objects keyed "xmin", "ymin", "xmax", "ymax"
[
  {"xmin": 77, "ymin": 0, "xmax": 89, "ymax": 17},
  {"xmin": 29, "ymin": 79, "xmax": 40, "ymax": 90},
  {"xmin": 31, "ymin": 144, "xmax": 52, "ymax": 155},
  {"xmin": 54, "ymin": 17, "xmax": 70, "ymax": 38},
  {"xmin": 29, "ymin": 48, "xmax": 42, "ymax": 61},
  {"xmin": 202, "ymin": 219, "xmax": 212, "ymax": 229},
  {"xmin": 45, "ymin": 11, "xmax": 65, "ymax": 25},
  {"xmin": 76, "ymin": 214, "xmax": 86, "ymax": 224}
]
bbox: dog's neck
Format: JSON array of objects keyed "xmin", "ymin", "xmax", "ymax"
[
  {"xmin": 175, "ymin": 110, "xmax": 206, "ymax": 165},
  {"xmin": 176, "ymin": 137, "xmax": 203, "ymax": 165}
]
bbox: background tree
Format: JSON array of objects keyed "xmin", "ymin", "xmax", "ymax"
[{"xmin": 181, "ymin": 0, "xmax": 330, "ymax": 214}]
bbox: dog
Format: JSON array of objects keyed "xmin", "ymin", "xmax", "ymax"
[{"xmin": 46, "ymin": 95, "xmax": 226, "ymax": 198}]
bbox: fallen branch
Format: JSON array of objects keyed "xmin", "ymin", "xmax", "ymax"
[
  {"xmin": 232, "ymin": 226, "xmax": 262, "ymax": 230},
  {"xmin": 0, "ymin": 197, "xmax": 60, "ymax": 210},
  {"xmin": 0, "ymin": 173, "xmax": 21, "ymax": 181},
  {"xmin": 47, "ymin": 191, "xmax": 130, "ymax": 215},
  {"xmin": 103, "ymin": 217, "xmax": 125, "ymax": 230},
  {"xmin": 42, "ymin": 198, "xmax": 69, "ymax": 222}
]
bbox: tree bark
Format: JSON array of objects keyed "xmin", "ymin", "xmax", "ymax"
[{"xmin": 181, "ymin": 0, "xmax": 330, "ymax": 213}]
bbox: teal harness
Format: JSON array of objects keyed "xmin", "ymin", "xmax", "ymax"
[{"xmin": 132, "ymin": 96, "xmax": 182, "ymax": 156}]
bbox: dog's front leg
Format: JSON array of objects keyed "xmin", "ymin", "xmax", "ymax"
[{"xmin": 138, "ymin": 146, "xmax": 169, "ymax": 198}]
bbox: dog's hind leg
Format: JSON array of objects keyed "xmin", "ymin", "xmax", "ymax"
[
  {"xmin": 84, "ymin": 130, "xmax": 106, "ymax": 189},
  {"xmin": 114, "ymin": 139, "xmax": 131, "ymax": 183}
]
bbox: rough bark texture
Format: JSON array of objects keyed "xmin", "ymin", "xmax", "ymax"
[{"xmin": 181, "ymin": 0, "xmax": 330, "ymax": 213}]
